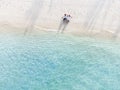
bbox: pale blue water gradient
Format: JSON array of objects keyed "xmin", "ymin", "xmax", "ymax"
[{"xmin": 0, "ymin": 31, "xmax": 120, "ymax": 90}]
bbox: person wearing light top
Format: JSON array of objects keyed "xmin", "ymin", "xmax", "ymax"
[
  {"xmin": 63, "ymin": 14, "xmax": 67, "ymax": 21},
  {"xmin": 66, "ymin": 15, "xmax": 72, "ymax": 22}
]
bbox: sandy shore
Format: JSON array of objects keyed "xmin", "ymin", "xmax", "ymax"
[
  {"xmin": 0, "ymin": 0, "xmax": 120, "ymax": 42},
  {"xmin": 0, "ymin": 23, "xmax": 119, "ymax": 42}
]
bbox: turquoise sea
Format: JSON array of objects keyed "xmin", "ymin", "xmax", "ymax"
[{"xmin": 0, "ymin": 31, "xmax": 120, "ymax": 90}]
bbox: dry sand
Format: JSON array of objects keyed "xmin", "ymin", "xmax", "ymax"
[{"xmin": 0, "ymin": 0, "xmax": 120, "ymax": 37}]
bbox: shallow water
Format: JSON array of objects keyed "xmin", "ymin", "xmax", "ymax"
[{"xmin": 0, "ymin": 31, "xmax": 120, "ymax": 90}]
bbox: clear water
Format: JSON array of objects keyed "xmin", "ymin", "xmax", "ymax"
[{"xmin": 0, "ymin": 31, "xmax": 120, "ymax": 90}]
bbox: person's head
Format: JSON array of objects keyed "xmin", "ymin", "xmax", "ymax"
[
  {"xmin": 68, "ymin": 15, "xmax": 71, "ymax": 17},
  {"xmin": 64, "ymin": 14, "xmax": 67, "ymax": 16}
]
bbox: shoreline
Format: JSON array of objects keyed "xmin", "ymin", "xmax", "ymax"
[
  {"xmin": 34, "ymin": 25, "xmax": 120, "ymax": 41},
  {"xmin": 0, "ymin": 23, "xmax": 119, "ymax": 42}
]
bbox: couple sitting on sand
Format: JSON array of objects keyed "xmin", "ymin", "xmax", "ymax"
[
  {"xmin": 63, "ymin": 14, "xmax": 72, "ymax": 23},
  {"xmin": 58, "ymin": 14, "xmax": 72, "ymax": 33}
]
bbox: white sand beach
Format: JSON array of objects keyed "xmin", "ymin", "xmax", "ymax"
[{"xmin": 0, "ymin": 0, "xmax": 120, "ymax": 39}]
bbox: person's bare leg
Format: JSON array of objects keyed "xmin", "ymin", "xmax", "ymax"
[
  {"xmin": 58, "ymin": 21, "xmax": 63, "ymax": 33},
  {"xmin": 61, "ymin": 22, "xmax": 68, "ymax": 33}
]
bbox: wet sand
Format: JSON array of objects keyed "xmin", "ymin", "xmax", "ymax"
[{"xmin": 0, "ymin": 23, "xmax": 119, "ymax": 42}]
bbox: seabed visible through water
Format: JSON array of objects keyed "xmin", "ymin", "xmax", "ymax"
[{"xmin": 0, "ymin": 29, "xmax": 120, "ymax": 90}]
